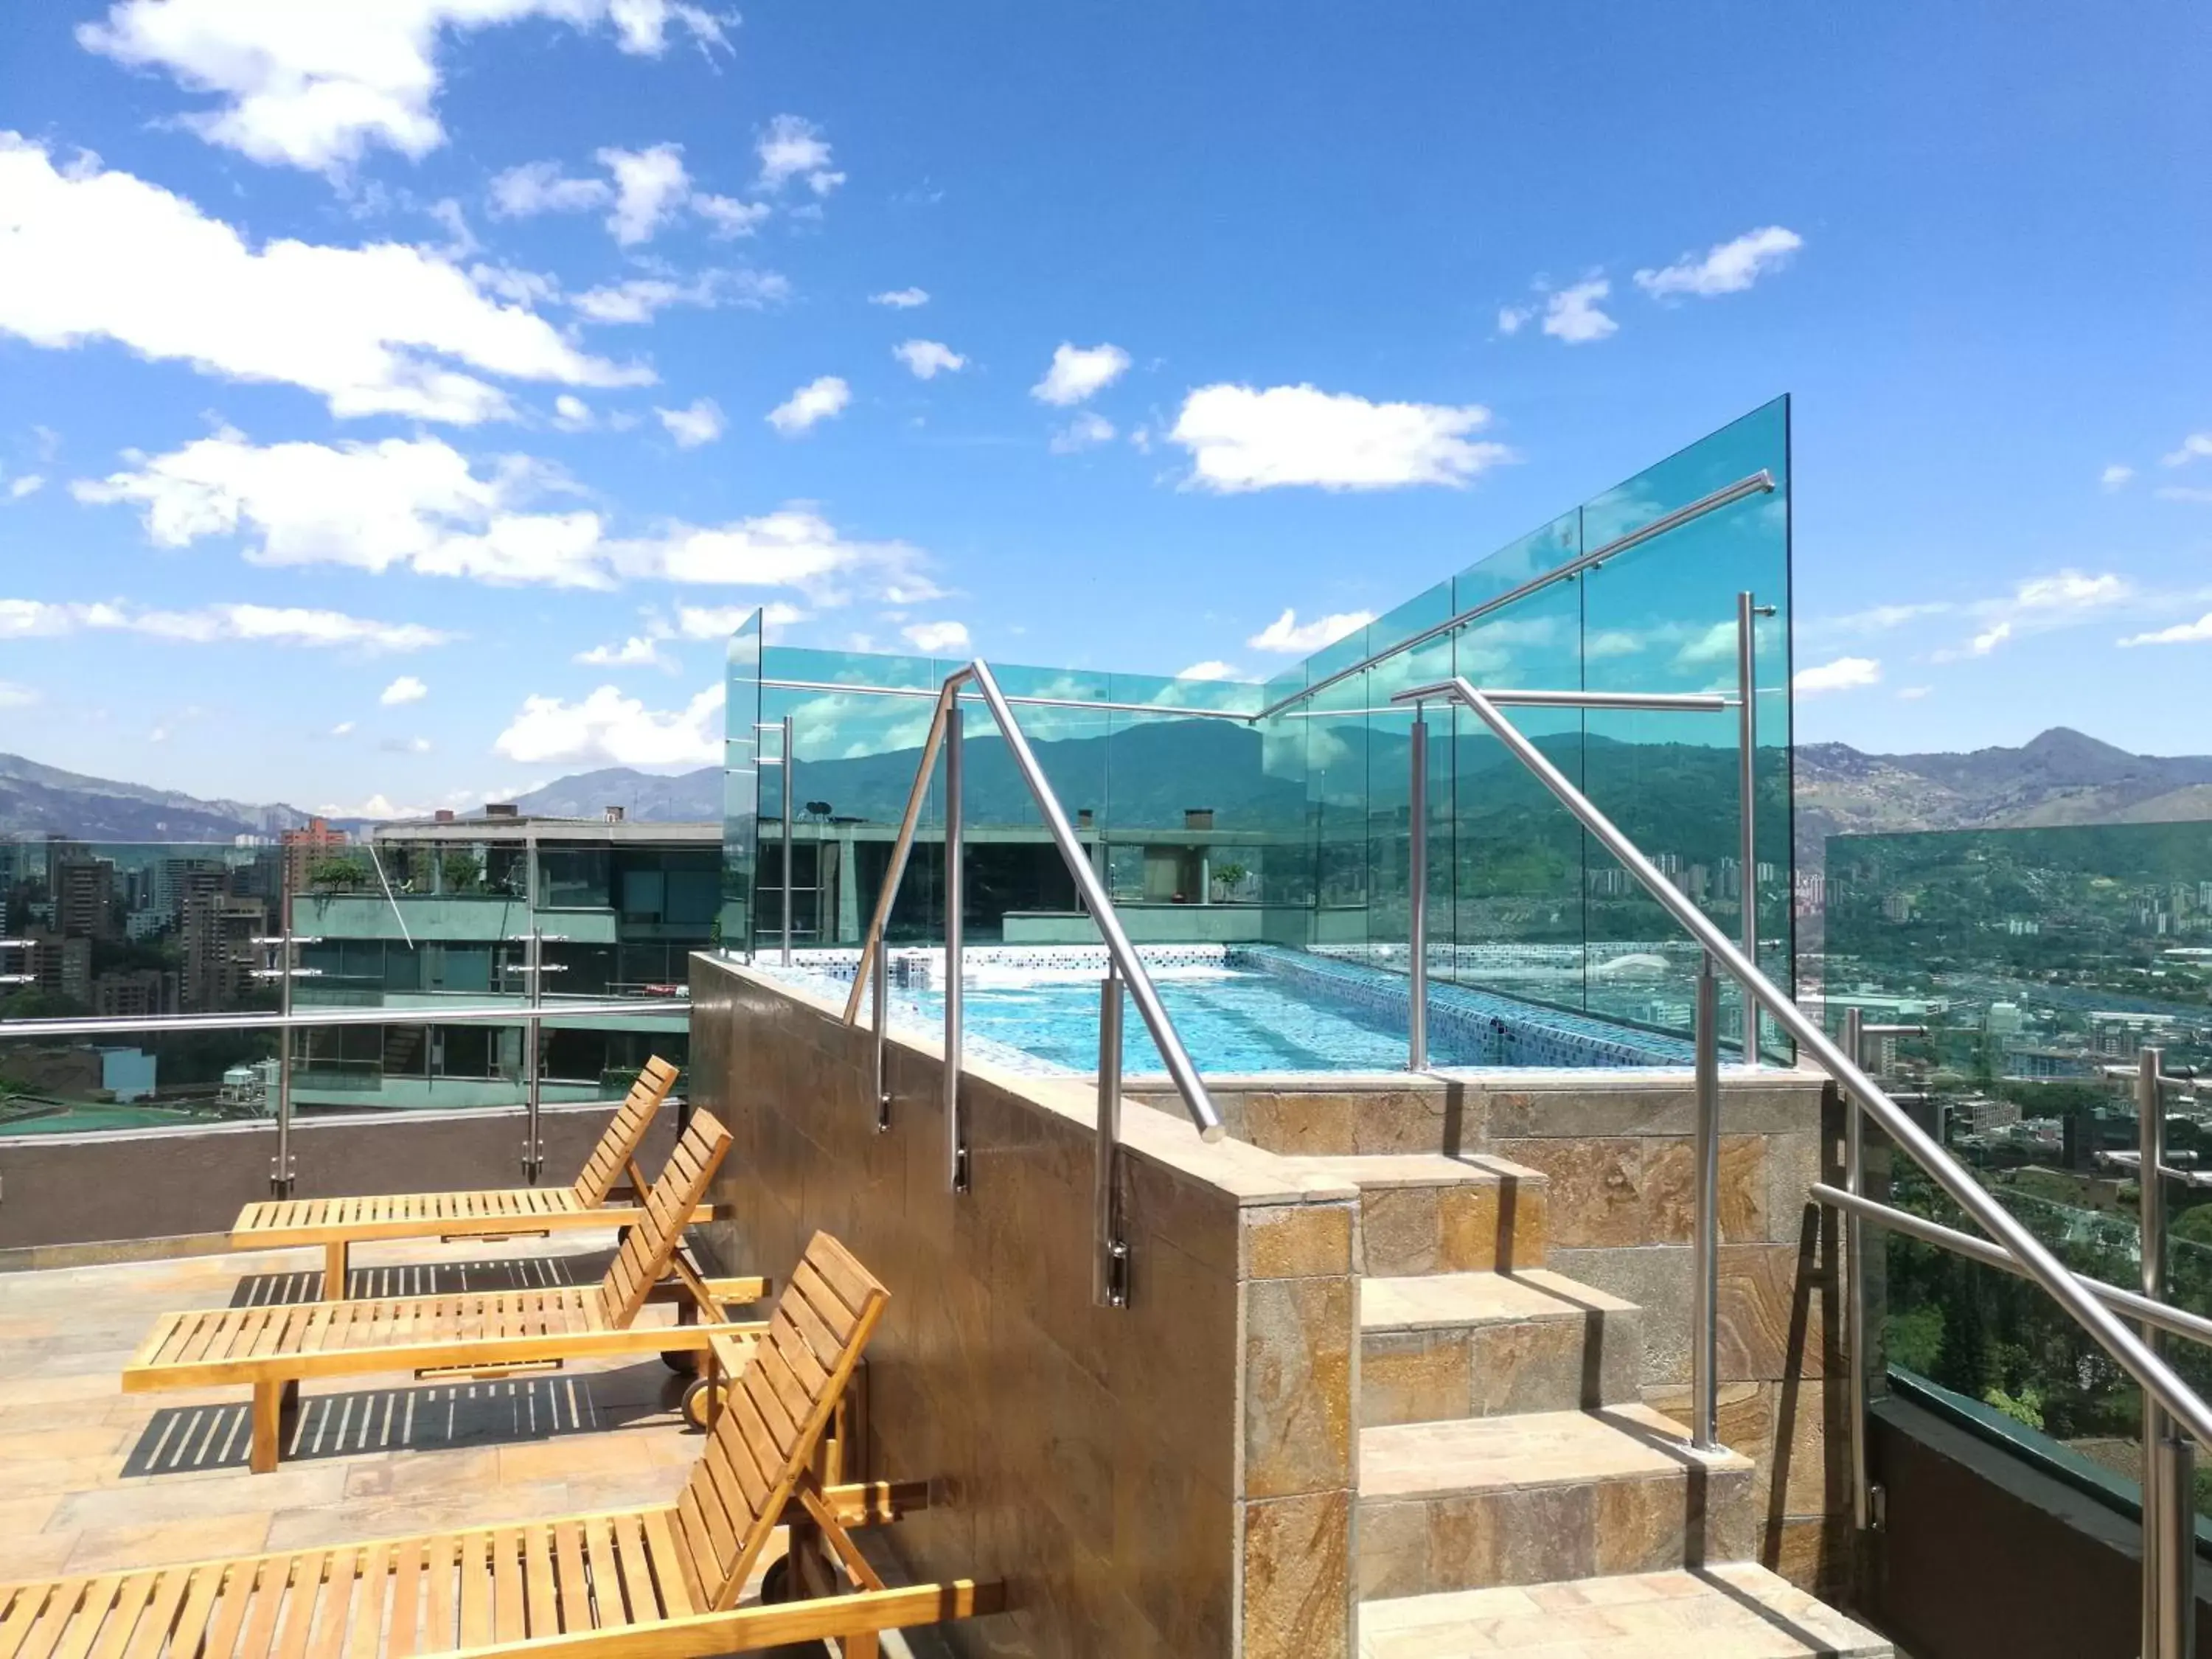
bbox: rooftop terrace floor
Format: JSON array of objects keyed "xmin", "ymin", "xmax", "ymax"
[{"xmin": 0, "ymin": 1233, "xmax": 858, "ymax": 1655}]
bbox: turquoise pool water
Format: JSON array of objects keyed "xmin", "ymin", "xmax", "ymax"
[{"xmin": 772, "ymin": 946, "xmax": 1693, "ymax": 1076}]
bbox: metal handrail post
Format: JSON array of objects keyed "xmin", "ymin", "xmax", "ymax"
[
  {"xmin": 1408, "ymin": 712, "xmax": 1428, "ymax": 1072},
  {"xmin": 1736, "ymin": 590, "xmax": 1759, "ymax": 1063},
  {"xmin": 524, "ymin": 923, "xmax": 544, "ymax": 1181},
  {"xmin": 872, "ymin": 941, "xmax": 891, "ymax": 1133},
  {"xmin": 271, "ymin": 864, "xmax": 295, "ymax": 1198},
  {"xmin": 1388, "ymin": 673, "xmax": 2212, "ymax": 1455},
  {"xmin": 2140, "ymin": 1048, "xmax": 2193, "ymax": 1659},
  {"xmin": 841, "ymin": 684, "xmax": 958, "ymax": 1023},
  {"xmin": 1842, "ymin": 1007, "xmax": 1871, "ymax": 1533},
  {"xmin": 1691, "ymin": 953, "xmax": 1720, "ymax": 1450},
  {"xmin": 1095, "ymin": 964, "xmax": 1128, "ymax": 1307},
  {"xmin": 780, "ymin": 714, "xmax": 795, "ymax": 967},
  {"xmin": 944, "ymin": 702, "xmax": 967, "ymax": 1192},
  {"xmin": 965, "ymin": 664, "xmax": 1224, "ymax": 1140}
]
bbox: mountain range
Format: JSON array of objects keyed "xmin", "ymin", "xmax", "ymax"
[{"xmin": 3, "ymin": 726, "xmax": 2209, "ymax": 856}]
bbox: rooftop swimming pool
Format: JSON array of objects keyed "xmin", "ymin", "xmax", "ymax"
[{"xmin": 763, "ymin": 945, "xmax": 1695, "ymax": 1077}]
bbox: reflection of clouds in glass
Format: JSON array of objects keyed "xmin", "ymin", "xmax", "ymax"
[
  {"xmin": 1585, "ymin": 630, "xmax": 1642, "ymax": 659},
  {"xmin": 787, "ymin": 690, "xmax": 934, "ymax": 760}
]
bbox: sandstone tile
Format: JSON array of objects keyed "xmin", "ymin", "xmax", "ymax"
[
  {"xmin": 1360, "ymin": 1331, "xmax": 1472, "ymax": 1429},
  {"xmin": 1242, "ymin": 1202, "xmax": 1355, "ymax": 1281},
  {"xmin": 1354, "ymin": 1498, "xmax": 1430, "ymax": 1600},
  {"xmin": 63, "ymin": 1512, "xmax": 273, "ymax": 1576},
  {"xmin": 1243, "ymin": 1091, "xmax": 1360, "ymax": 1157},
  {"xmin": 1242, "ymin": 1489, "xmax": 1351, "ymax": 1659},
  {"xmin": 1242, "ymin": 1276, "xmax": 1354, "ymax": 1498}
]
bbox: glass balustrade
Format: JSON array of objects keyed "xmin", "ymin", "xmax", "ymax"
[
  {"xmin": 1825, "ymin": 817, "xmax": 2212, "ymax": 1521},
  {"xmin": 0, "ymin": 832, "xmax": 696, "ymax": 1138},
  {"xmin": 723, "ymin": 396, "xmax": 1795, "ymax": 1058}
]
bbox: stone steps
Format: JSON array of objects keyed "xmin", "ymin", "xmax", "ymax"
[
  {"xmin": 1357, "ymin": 1563, "xmax": 1894, "ymax": 1657},
  {"xmin": 1360, "ymin": 1269, "xmax": 1644, "ymax": 1427},
  {"xmin": 1274, "ymin": 1152, "xmax": 1549, "ymax": 1276},
  {"xmin": 1358, "ymin": 1404, "xmax": 1755, "ymax": 1599}
]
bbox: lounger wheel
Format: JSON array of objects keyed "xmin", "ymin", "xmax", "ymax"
[
  {"xmin": 662, "ymin": 1348, "xmax": 701, "ymax": 1375},
  {"xmin": 679, "ymin": 1374, "xmax": 725, "ymax": 1431},
  {"xmin": 758, "ymin": 1556, "xmax": 793, "ymax": 1604}
]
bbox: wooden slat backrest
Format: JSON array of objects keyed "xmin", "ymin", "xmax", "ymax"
[
  {"xmin": 568, "ymin": 1057, "xmax": 681, "ymax": 1208},
  {"xmin": 669, "ymin": 1233, "xmax": 888, "ymax": 1610},
  {"xmin": 592, "ymin": 1110, "xmax": 730, "ymax": 1327}
]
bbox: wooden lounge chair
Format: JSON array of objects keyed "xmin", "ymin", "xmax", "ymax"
[
  {"xmin": 2, "ymin": 1234, "xmax": 1003, "ymax": 1658},
  {"xmin": 232, "ymin": 1057, "xmax": 705, "ymax": 1295},
  {"xmin": 127, "ymin": 1110, "xmax": 765, "ymax": 1472}
]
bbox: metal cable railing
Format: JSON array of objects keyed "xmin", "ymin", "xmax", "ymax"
[
  {"xmin": 829, "ymin": 659, "xmax": 1225, "ymax": 1310},
  {"xmin": 1393, "ymin": 671, "xmax": 2211, "ymax": 1658}
]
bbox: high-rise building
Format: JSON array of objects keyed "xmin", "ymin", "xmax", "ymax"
[
  {"xmin": 281, "ymin": 818, "xmax": 351, "ymax": 906},
  {"xmin": 93, "ymin": 968, "xmax": 177, "ymax": 1020},
  {"xmin": 180, "ymin": 871, "xmax": 265, "ymax": 1012},
  {"xmin": 54, "ymin": 858, "xmax": 116, "ymax": 941}
]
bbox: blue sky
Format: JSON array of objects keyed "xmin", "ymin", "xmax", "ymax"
[{"xmin": 1, "ymin": 1, "xmax": 2207, "ymax": 813}]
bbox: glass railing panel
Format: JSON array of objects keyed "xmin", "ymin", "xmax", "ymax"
[
  {"xmin": 1365, "ymin": 581, "xmax": 1456, "ymax": 978},
  {"xmin": 1444, "ymin": 578, "xmax": 1590, "ymax": 1011},
  {"xmin": 1580, "ymin": 394, "xmax": 1792, "ymax": 1052},
  {"xmin": 722, "ymin": 609, "xmax": 763, "ymax": 954},
  {"xmin": 0, "ymin": 835, "xmax": 694, "ymax": 1137}
]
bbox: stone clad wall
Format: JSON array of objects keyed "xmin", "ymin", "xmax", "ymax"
[
  {"xmin": 688, "ymin": 955, "xmax": 1361, "ymax": 1658},
  {"xmin": 1133, "ymin": 1069, "xmax": 1852, "ymax": 1599}
]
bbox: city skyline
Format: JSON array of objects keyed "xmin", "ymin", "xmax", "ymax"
[{"xmin": 1, "ymin": 3, "xmax": 2208, "ymax": 815}]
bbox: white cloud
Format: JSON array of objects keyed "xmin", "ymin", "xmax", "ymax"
[
  {"xmin": 80, "ymin": 427, "xmax": 935, "ymax": 606},
  {"xmin": 676, "ymin": 601, "xmax": 803, "ymax": 638},
  {"xmin": 1792, "ymin": 655, "xmax": 1880, "ymax": 695},
  {"xmin": 1032, "ymin": 342, "xmax": 1130, "ymax": 406},
  {"xmin": 1896, "ymin": 686, "xmax": 1931, "ymax": 701},
  {"xmin": 614, "ymin": 509, "xmax": 936, "ymax": 606},
  {"xmin": 0, "ymin": 597, "xmax": 450, "ymax": 652},
  {"xmin": 597, "ymin": 144, "xmax": 690, "ymax": 245},
  {"xmin": 6, "ymin": 475, "xmax": 44, "ymax": 501},
  {"xmin": 902, "ymin": 620, "xmax": 970, "ymax": 654},
  {"xmin": 1247, "ymin": 608, "xmax": 1377, "ymax": 654},
  {"xmin": 1177, "ymin": 660, "xmax": 1241, "ymax": 681},
  {"xmin": 1933, "ymin": 570, "xmax": 2135, "ymax": 661},
  {"xmin": 891, "ymin": 339, "xmax": 965, "ymax": 380},
  {"xmin": 869, "ymin": 288, "xmax": 929, "ymax": 309},
  {"xmin": 570, "ymin": 269, "xmax": 786, "ymax": 326},
  {"xmin": 1543, "ymin": 278, "xmax": 1616, "ymax": 344},
  {"xmin": 1813, "ymin": 600, "xmax": 1955, "ymax": 635},
  {"xmin": 77, "ymin": 0, "xmax": 727, "ymax": 173},
  {"xmin": 2120, "ymin": 613, "xmax": 2212, "ymax": 648},
  {"xmin": 576, "ymin": 633, "xmax": 672, "ymax": 667},
  {"xmin": 0, "ymin": 136, "xmax": 647, "ymax": 424},
  {"xmin": 756, "ymin": 115, "xmax": 842, "ymax": 195},
  {"xmin": 655, "ymin": 397, "xmax": 725, "ymax": 447},
  {"xmin": 2161, "ymin": 486, "xmax": 2212, "ymax": 503},
  {"xmin": 691, "ymin": 193, "xmax": 769, "ymax": 238},
  {"xmin": 1170, "ymin": 383, "xmax": 1511, "ymax": 493},
  {"xmin": 2161, "ymin": 434, "xmax": 2212, "ymax": 467},
  {"xmin": 550, "ymin": 394, "xmax": 595, "ymax": 432},
  {"xmin": 488, "ymin": 160, "xmax": 611, "ymax": 219},
  {"xmin": 1050, "ymin": 411, "xmax": 1116, "ymax": 453},
  {"xmin": 2101, "ymin": 463, "xmax": 2135, "ymax": 490},
  {"xmin": 1634, "ymin": 226, "xmax": 1804, "ymax": 301},
  {"xmin": 380, "ymin": 734, "xmax": 433, "ymax": 754},
  {"xmin": 494, "ymin": 682, "xmax": 724, "ymax": 766},
  {"xmin": 767, "ymin": 376, "xmax": 851, "ymax": 435},
  {"xmin": 74, "ymin": 428, "xmax": 616, "ymax": 586},
  {"xmin": 380, "ymin": 674, "xmax": 428, "ymax": 704},
  {"xmin": 0, "ymin": 681, "xmax": 41, "ymax": 709},
  {"xmin": 1496, "ymin": 305, "xmax": 1532, "ymax": 335}
]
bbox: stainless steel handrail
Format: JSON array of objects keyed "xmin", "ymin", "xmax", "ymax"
[
  {"xmin": 835, "ymin": 661, "xmax": 1225, "ymax": 1146},
  {"xmin": 1256, "ymin": 470, "xmax": 1775, "ymax": 721},
  {"xmin": 0, "ymin": 1000, "xmax": 689, "ymax": 1037},
  {"xmin": 1811, "ymin": 1183, "xmax": 2212, "ymax": 1351},
  {"xmin": 1388, "ymin": 672, "xmax": 2212, "ymax": 1461}
]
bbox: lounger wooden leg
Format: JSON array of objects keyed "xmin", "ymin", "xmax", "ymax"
[
  {"xmin": 324, "ymin": 1241, "xmax": 348, "ymax": 1298},
  {"xmin": 249, "ymin": 1380, "xmax": 284, "ymax": 1474}
]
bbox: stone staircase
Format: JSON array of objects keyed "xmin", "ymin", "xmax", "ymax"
[{"xmin": 1278, "ymin": 1152, "xmax": 1893, "ymax": 1658}]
